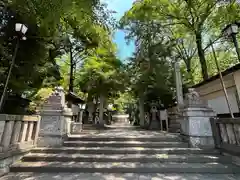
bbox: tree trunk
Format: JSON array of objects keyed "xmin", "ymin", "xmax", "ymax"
[
  {"xmin": 99, "ymin": 93, "xmax": 105, "ymax": 126},
  {"xmin": 87, "ymin": 96, "xmax": 94, "ymax": 124},
  {"xmin": 187, "ymin": 69, "xmax": 194, "ymax": 86},
  {"xmin": 139, "ymin": 94, "xmax": 145, "ymax": 127},
  {"xmin": 195, "ymin": 32, "xmax": 208, "ymax": 80},
  {"xmin": 69, "ymin": 46, "xmax": 74, "ymax": 93}
]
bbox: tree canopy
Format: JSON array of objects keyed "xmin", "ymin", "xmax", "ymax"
[{"xmin": 1, "ymin": 0, "xmax": 240, "ymax": 115}]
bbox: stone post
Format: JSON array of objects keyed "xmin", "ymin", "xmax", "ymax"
[
  {"xmin": 173, "ymin": 62, "xmax": 184, "ymax": 133},
  {"xmin": 174, "ymin": 62, "xmax": 184, "ymax": 107},
  {"xmin": 180, "ymin": 88, "xmax": 216, "ymax": 148},
  {"xmin": 37, "ymin": 87, "xmax": 73, "ymax": 147}
]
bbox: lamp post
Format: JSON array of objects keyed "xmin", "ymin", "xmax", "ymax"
[
  {"xmin": 222, "ymin": 23, "xmax": 240, "ymax": 62},
  {"xmin": 78, "ymin": 103, "xmax": 86, "ymax": 124},
  {"xmin": 0, "ymin": 23, "xmax": 28, "ymax": 112}
]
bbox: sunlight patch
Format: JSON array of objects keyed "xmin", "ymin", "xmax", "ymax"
[
  {"xmin": 134, "ymin": 147, "xmax": 144, "ymax": 150},
  {"xmin": 156, "ymin": 154, "xmax": 169, "ymax": 159}
]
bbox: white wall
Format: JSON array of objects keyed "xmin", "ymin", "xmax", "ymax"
[
  {"xmin": 195, "ymin": 73, "xmax": 240, "ymax": 115},
  {"xmin": 207, "ymin": 89, "xmax": 239, "ymax": 114}
]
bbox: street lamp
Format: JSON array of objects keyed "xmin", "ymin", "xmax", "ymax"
[
  {"xmin": 222, "ymin": 23, "xmax": 240, "ymax": 61},
  {"xmin": 0, "ymin": 23, "xmax": 28, "ymax": 112},
  {"xmin": 108, "ymin": 104, "xmax": 113, "ymax": 110},
  {"xmin": 15, "ymin": 23, "xmax": 28, "ymax": 40}
]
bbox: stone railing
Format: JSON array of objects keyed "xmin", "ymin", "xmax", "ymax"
[
  {"xmin": 211, "ymin": 117, "xmax": 240, "ymax": 155},
  {"xmin": 0, "ymin": 114, "xmax": 40, "ymax": 153}
]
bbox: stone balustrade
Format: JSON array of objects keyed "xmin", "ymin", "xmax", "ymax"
[
  {"xmin": 0, "ymin": 114, "xmax": 40, "ymax": 176},
  {"xmin": 0, "ymin": 114, "xmax": 40, "ymax": 152},
  {"xmin": 211, "ymin": 117, "xmax": 240, "ymax": 155}
]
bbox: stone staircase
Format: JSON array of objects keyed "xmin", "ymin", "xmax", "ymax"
[{"xmin": 9, "ymin": 133, "xmax": 240, "ymax": 175}]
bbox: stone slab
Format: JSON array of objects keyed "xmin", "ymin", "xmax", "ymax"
[
  {"xmin": 10, "ymin": 161, "xmax": 240, "ymax": 173},
  {"xmin": 1, "ymin": 173, "xmax": 240, "ymax": 180},
  {"xmin": 37, "ymin": 136, "xmax": 63, "ymax": 147}
]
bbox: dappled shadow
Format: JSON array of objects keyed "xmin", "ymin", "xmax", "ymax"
[{"xmin": 1, "ymin": 173, "xmax": 240, "ymax": 180}]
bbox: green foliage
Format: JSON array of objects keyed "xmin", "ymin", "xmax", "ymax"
[
  {"xmin": 28, "ymin": 87, "xmax": 53, "ymax": 112},
  {"xmin": 0, "ymin": 0, "xmax": 115, "ymax": 113},
  {"xmin": 76, "ymin": 35, "xmax": 125, "ymax": 99},
  {"xmin": 121, "ymin": 0, "xmax": 240, "ymax": 82},
  {"xmin": 114, "ymin": 92, "xmax": 137, "ymax": 113}
]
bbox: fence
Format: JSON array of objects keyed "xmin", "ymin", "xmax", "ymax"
[
  {"xmin": 210, "ymin": 117, "xmax": 240, "ymax": 155},
  {"xmin": 0, "ymin": 114, "xmax": 40, "ymax": 153}
]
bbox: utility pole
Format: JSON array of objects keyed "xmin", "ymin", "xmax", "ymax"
[{"xmin": 210, "ymin": 40, "xmax": 234, "ymax": 118}]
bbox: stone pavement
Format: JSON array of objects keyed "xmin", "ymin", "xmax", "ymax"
[{"xmin": 1, "ymin": 120, "xmax": 240, "ymax": 179}]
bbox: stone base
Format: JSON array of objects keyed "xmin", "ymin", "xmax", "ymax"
[
  {"xmin": 71, "ymin": 123, "xmax": 82, "ymax": 134},
  {"xmin": 37, "ymin": 135, "xmax": 65, "ymax": 147},
  {"xmin": 180, "ymin": 106, "xmax": 216, "ymax": 149},
  {"xmin": 181, "ymin": 134, "xmax": 214, "ymax": 148},
  {"xmin": 148, "ymin": 119, "xmax": 161, "ymax": 130}
]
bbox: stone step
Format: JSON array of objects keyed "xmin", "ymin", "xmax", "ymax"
[
  {"xmin": 67, "ymin": 135, "xmax": 181, "ymax": 142},
  {"xmin": 10, "ymin": 161, "xmax": 240, "ymax": 174},
  {"xmin": 63, "ymin": 141, "xmax": 188, "ymax": 148},
  {"xmin": 3, "ymin": 173, "xmax": 240, "ymax": 180},
  {"xmin": 31, "ymin": 147, "xmax": 220, "ymax": 155},
  {"xmin": 22, "ymin": 153, "xmax": 232, "ymax": 164}
]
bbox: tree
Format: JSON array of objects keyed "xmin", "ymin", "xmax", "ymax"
[
  {"xmin": 0, "ymin": 0, "xmax": 114, "ymax": 113},
  {"xmin": 75, "ymin": 27, "xmax": 126, "ymax": 125},
  {"xmin": 121, "ymin": 0, "xmax": 240, "ymax": 80},
  {"xmin": 119, "ymin": 16, "xmax": 176, "ymax": 125}
]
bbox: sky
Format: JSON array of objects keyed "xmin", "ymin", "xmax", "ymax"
[{"xmin": 103, "ymin": 0, "xmax": 135, "ymax": 61}]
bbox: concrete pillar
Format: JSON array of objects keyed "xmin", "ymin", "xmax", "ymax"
[
  {"xmin": 1, "ymin": 121, "xmax": 14, "ymax": 151},
  {"xmin": 33, "ymin": 118, "xmax": 41, "ymax": 145},
  {"xmin": 26, "ymin": 122, "xmax": 34, "ymax": 141},
  {"xmin": 19, "ymin": 121, "xmax": 28, "ymax": 143},
  {"xmin": 174, "ymin": 62, "xmax": 184, "ymax": 107},
  {"xmin": 10, "ymin": 121, "xmax": 22, "ymax": 145}
]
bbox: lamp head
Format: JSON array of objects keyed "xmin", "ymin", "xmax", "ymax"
[{"xmin": 15, "ymin": 23, "xmax": 28, "ymax": 35}]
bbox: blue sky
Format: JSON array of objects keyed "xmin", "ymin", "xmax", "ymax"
[{"xmin": 104, "ymin": 0, "xmax": 135, "ymax": 62}]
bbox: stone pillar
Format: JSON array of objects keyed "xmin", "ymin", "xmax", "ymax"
[
  {"xmin": 174, "ymin": 62, "xmax": 184, "ymax": 107},
  {"xmin": 180, "ymin": 88, "xmax": 216, "ymax": 148},
  {"xmin": 37, "ymin": 87, "xmax": 73, "ymax": 147}
]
